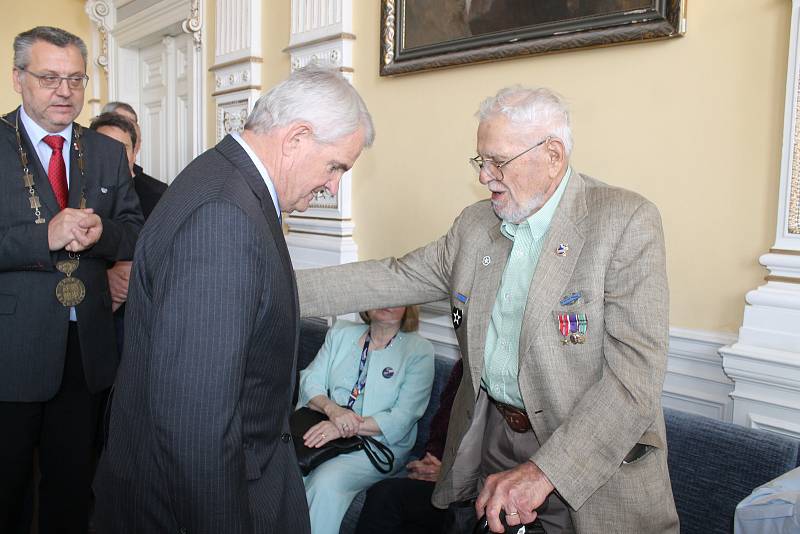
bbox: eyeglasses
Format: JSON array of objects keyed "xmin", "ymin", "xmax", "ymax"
[
  {"xmin": 469, "ymin": 136, "xmax": 551, "ymax": 182},
  {"xmin": 18, "ymin": 68, "xmax": 89, "ymax": 90}
]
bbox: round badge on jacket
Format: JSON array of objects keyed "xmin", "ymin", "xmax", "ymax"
[{"xmin": 382, "ymin": 367, "xmax": 395, "ymax": 379}]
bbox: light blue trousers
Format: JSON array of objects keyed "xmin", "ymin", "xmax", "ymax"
[{"xmin": 304, "ymin": 448, "xmax": 405, "ymax": 534}]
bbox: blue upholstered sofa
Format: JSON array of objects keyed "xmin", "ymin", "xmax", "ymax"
[{"xmin": 297, "ymin": 319, "xmax": 800, "ymax": 534}]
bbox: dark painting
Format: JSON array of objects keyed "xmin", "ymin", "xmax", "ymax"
[{"xmin": 381, "ymin": 0, "xmax": 685, "ymax": 76}]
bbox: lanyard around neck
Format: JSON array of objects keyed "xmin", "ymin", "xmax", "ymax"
[{"xmin": 346, "ymin": 329, "xmax": 398, "ymax": 408}]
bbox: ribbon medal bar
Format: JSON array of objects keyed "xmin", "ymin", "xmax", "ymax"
[{"xmin": 558, "ymin": 312, "xmax": 588, "ymax": 344}]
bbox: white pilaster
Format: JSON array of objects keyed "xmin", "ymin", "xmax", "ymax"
[
  {"xmin": 211, "ymin": 0, "xmax": 262, "ymax": 141},
  {"xmin": 720, "ymin": 0, "xmax": 800, "ymax": 440},
  {"xmin": 285, "ymin": 0, "xmax": 359, "ymax": 269}
]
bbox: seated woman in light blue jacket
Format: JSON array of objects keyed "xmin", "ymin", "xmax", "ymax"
[{"xmin": 297, "ymin": 306, "xmax": 435, "ymax": 534}]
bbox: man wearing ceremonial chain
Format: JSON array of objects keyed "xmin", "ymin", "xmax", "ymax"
[{"xmin": 0, "ymin": 26, "xmax": 143, "ymax": 533}]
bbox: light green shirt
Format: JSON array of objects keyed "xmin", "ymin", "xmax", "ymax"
[{"xmin": 481, "ymin": 167, "xmax": 572, "ymax": 408}]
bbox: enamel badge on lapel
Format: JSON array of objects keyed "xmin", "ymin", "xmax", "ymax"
[
  {"xmin": 482, "ymin": 256, "xmax": 491, "ymax": 266},
  {"xmin": 382, "ymin": 367, "xmax": 395, "ymax": 379},
  {"xmin": 452, "ymin": 307, "xmax": 463, "ymax": 330},
  {"xmin": 559, "ymin": 291, "xmax": 582, "ymax": 306},
  {"xmin": 556, "ymin": 243, "xmax": 569, "ymax": 257},
  {"xmin": 558, "ymin": 313, "xmax": 587, "ymax": 344},
  {"xmin": 455, "ymin": 292, "xmax": 469, "ymax": 304}
]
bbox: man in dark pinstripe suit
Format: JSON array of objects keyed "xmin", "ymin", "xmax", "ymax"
[{"xmin": 94, "ymin": 67, "xmax": 374, "ymax": 533}]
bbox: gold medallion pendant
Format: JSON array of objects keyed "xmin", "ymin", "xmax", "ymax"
[{"xmin": 55, "ymin": 259, "xmax": 85, "ymax": 307}]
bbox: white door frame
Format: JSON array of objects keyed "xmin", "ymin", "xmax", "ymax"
[{"xmin": 85, "ymin": 0, "xmax": 206, "ymax": 162}]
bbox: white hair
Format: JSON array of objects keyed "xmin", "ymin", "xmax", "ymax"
[
  {"xmin": 477, "ymin": 86, "xmax": 573, "ymax": 156},
  {"xmin": 245, "ymin": 66, "xmax": 374, "ymax": 147}
]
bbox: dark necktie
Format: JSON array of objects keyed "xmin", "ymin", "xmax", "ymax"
[{"xmin": 43, "ymin": 134, "xmax": 68, "ymax": 210}]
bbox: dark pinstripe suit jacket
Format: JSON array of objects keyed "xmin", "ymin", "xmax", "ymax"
[{"xmin": 94, "ymin": 135, "xmax": 310, "ymax": 533}]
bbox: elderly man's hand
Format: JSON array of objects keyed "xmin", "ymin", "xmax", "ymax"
[
  {"xmin": 475, "ymin": 460, "xmax": 555, "ymax": 533},
  {"xmin": 407, "ymin": 452, "xmax": 442, "ymax": 482}
]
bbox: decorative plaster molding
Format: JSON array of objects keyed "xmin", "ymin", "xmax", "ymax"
[
  {"xmin": 85, "ymin": 0, "xmax": 113, "ymax": 73},
  {"xmin": 182, "ymin": 0, "xmax": 203, "ymax": 48},
  {"xmin": 216, "ymin": 98, "xmax": 249, "ymax": 140},
  {"xmin": 214, "ymin": 66, "xmax": 254, "ymax": 92},
  {"xmin": 211, "ymin": 0, "xmax": 263, "ymax": 146},
  {"xmin": 289, "ymin": 41, "xmax": 353, "ymax": 73}
]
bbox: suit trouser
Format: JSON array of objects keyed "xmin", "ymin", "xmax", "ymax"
[
  {"xmin": 0, "ymin": 323, "xmax": 104, "ymax": 534},
  {"xmin": 478, "ymin": 398, "xmax": 575, "ymax": 534},
  {"xmin": 444, "ymin": 392, "xmax": 576, "ymax": 534},
  {"xmin": 355, "ymin": 477, "xmax": 445, "ymax": 534}
]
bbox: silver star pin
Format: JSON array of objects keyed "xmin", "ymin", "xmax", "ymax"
[{"xmin": 482, "ymin": 256, "xmax": 491, "ymax": 266}]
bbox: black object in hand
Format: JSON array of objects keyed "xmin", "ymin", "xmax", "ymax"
[{"xmin": 474, "ymin": 509, "xmax": 546, "ymax": 534}]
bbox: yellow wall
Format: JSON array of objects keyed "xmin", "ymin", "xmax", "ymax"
[
  {"xmin": 341, "ymin": 0, "xmax": 791, "ymax": 333},
  {"xmin": 0, "ymin": 0, "xmax": 95, "ymax": 124}
]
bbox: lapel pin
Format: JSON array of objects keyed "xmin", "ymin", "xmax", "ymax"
[
  {"xmin": 455, "ymin": 292, "xmax": 469, "ymax": 304},
  {"xmin": 482, "ymin": 256, "xmax": 491, "ymax": 266},
  {"xmin": 382, "ymin": 367, "xmax": 395, "ymax": 379},
  {"xmin": 559, "ymin": 291, "xmax": 582, "ymax": 306},
  {"xmin": 451, "ymin": 307, "xmax": 463, "ymax": 330},
  {"xmin": 100, "ymin": 187, "xmax": 108, "ymax": 194},
  {"xmin": 556, "ymin": 243, "xmax": 569, "ymax": 257}
]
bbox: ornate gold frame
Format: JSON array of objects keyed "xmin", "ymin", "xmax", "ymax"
[{"xmin": 381, "ymin": 0, "xmax": 686, "ymax": 76}]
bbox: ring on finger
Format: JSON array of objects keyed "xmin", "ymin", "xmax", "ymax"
[
  {"xmin": 321, "ymin": 433, "xmax": 326, "ymax": 439},
  {"xmin": 506, "ymin": 511, "xmax": 519, "ymax": 516}
]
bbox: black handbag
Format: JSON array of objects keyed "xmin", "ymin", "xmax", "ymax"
[{"xmin": 289, "ymin": 407, "xmax": 395, "ymax": 476}]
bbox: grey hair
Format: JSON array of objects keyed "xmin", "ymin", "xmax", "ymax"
[
  {"xmin": 102, "ymin": 101, "xmax": 138, "ymax": 122},
  {"xmin": 477, "ymin": 86, "xmax": 573, "ymax": 156},
  {"xmin": 13, "ymin": 26, "xmax": 88, "ymax": 70},
  {"xmin": 245, "ymin": 66, "xmax": 374, "ymax": 147}
]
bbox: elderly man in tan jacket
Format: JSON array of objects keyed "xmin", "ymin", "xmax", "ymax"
[{"xmin": 297, "ymin": 86, "xmax": 678, "ymax": 534}]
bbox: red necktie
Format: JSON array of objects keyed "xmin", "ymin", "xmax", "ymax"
[{"xmin": 43, "ymin": 135, "xmax": 68, "ymax": 210}]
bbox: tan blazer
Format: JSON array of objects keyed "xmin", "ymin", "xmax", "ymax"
[{"xmin": 297, "ymin": 172, "xmax": 679, "ymax": 533}]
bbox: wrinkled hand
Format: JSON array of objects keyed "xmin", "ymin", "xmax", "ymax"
[
  {"xmin": 107, "ymin": 261, "xmax": 132, "ymax": 311},
  {"xmin": 303, "ymin": 420, "xmax": 342, "ymax": 448},
  {"xmin": 407, "ymin": 452, "xmax": 441, "ymax": 482},
  {"xmin": 475, "ymin": 461, "xmax": 555, "ymax": 533},
  {"xmin": 324, "ymin": 404, "xmax": 364, "ymax": 438}
]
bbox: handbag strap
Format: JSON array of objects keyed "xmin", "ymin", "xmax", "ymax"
[{"xmin": 359, "ymin": 436, "xmax": 395, "ymax": 474}]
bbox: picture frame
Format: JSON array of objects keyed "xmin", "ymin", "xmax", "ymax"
[{"xmin": 380, "ymin": 0, "xmax": 686, "ymax": 76}]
